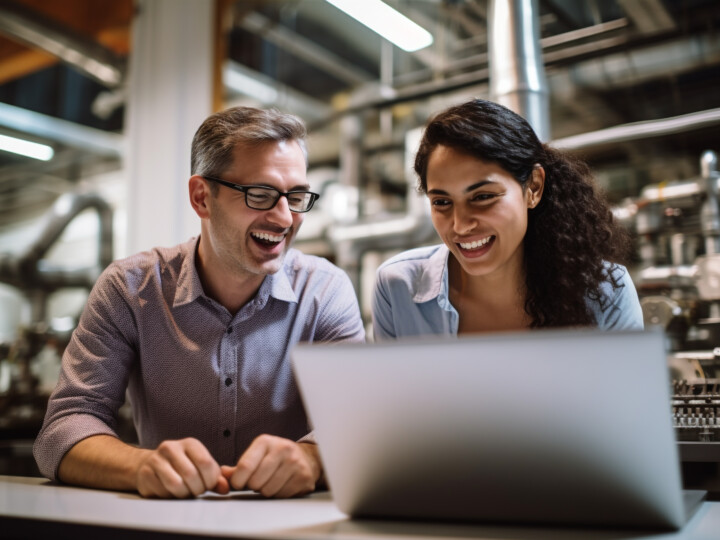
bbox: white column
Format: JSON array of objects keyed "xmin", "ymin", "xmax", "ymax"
[{"xmin": 125, "ymin": 0, "xmax": 214, "ymax": 254}]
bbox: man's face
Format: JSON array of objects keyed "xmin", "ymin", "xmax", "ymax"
[{"xmin": 204, "ymin": 140, "xmax": 308, "ymax": 278}]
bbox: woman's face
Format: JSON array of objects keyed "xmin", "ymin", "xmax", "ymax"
[{"xmin": 426, "ymin": 145, "xmax": 544, "ymax": 281}]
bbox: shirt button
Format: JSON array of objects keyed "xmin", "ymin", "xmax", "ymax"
[
  {"xmin": 223, "ymin": 429, "xmax": 231, "ymax": 437},
  {"xmin": 225, "ymin": 377, "xmax": 232, "ymax": 386},
  {"xmin": 226, "ymin": 327, "xmax": 233, "ymax": 334}
]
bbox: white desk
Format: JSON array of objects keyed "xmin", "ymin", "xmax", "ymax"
[{"xmin": 1, "ymin": 475, "xmax": 719, "ymax": 540}]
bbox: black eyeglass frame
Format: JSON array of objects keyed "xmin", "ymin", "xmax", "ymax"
[{"xmin": 203, "ymin": 176, "xmax": 320, "ymax": 213}]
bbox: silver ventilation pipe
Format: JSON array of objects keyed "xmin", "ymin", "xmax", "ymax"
[
  {"xmin": 0, "ymin": 191, "xmax": 113, "ymax": 323},
  {"xmin": 701, "ymin": 150, "xmax": 720, "ymax": 255},
  {"xmin": 488, "ymin": 0, "xmax": 550, "ymax": 141},
  {"xmin": 0, "ymin": 192, "xmax": 114, "ymax": 293}
]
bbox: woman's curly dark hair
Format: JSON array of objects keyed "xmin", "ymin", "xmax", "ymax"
[{"xmin": 414, "ymin": 99, "xmax": 631, "ymax": 328}]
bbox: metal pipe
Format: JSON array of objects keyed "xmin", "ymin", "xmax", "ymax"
[
  {"xmin": 237, "ymin": 11, "xmax": 372, "ymax": 87},
  {"xmin": 552, "ymin": 108, "xmax": 720, "ymax": 150},
  {"xmin": 488, "ymin": 0, "xmax": 550, "ymax": 141},
  {"xmin": 0, "ymin": 102, "xmax": 124, "ymax": 157},
  {"xmin": 0, "ymin": 192, "xmax": 114, "ymax": 292},
  {"xmin": 566, "ymin": 34, "xmax": 720, "ymax": 91},
  {"xmin": 223, "ymin": 61, "xmax": 331, "ymax": 122},
  {"xmin": 328, "ymin": 128, "xmax": 437, "ymax": 293},
  {"xmin": 701, "ymin": 151, "xmax": 720, "ymax": 255},
  {"xmin": 391, "ymin": 17, "xmax": 628, "ymax": 89}
]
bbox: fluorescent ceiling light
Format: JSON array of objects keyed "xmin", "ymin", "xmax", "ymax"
[
  {"xmin": 0, "ymin": 133, "xmax": 54, "ymax": 161},
  {"xmin": 325, "ymin": 0, "xmax": 433, "ymax": 52}
]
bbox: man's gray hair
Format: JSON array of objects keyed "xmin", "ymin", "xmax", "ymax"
[{"xmin": 191, "ymin": 106, "xmax": 308, "ymax": 191}]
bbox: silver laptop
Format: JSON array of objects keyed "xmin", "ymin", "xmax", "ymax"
[{"xmin": 291, "ymin": 328, "xmax": 705, "ymax": 530}]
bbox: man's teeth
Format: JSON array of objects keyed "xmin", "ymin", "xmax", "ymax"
[
  {"xmin": 459, "ymin": 236, "xmax": 492, "ymax": 250},
  {"xmin": 252, "ymin": 232, "xmax": 284, "ymax": 242}
]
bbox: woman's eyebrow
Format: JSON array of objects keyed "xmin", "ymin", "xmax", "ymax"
[
  {"xmin": 465, "ymin": 180, "xmax": 496, "ymax": 192},
  {"xmin": 427, "ymin": 180, "xmax": 498, "ymax": 196}
]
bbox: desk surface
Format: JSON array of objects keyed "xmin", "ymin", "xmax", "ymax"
[{"xmin": 1, "ymin": 475, "xmax": 719, "ymax": 540}]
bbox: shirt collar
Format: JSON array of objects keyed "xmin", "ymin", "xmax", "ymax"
[
  {"xmin": 173, "ymin": 237, "xmax": 205, "ymax": 307},
  {"xmin": 173, "ymin": 238, "xmax": 298, "ymax": 308},
  {"xmin": 412, "ymin": 244, "xmax": 451, "ymax": 304},
  {"xmin": 261, "ymin": 253, "xmax": 298, "ymax": 304}
]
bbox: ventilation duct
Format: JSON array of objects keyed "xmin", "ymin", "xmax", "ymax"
[{"xmin": 489, "ymin": 0, "xmax": 550, "ymax": 141}]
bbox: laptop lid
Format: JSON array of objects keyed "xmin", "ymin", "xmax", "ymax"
[{"xmin": 292, "ymin": 328, "xmax": 695, "ymax": 529}]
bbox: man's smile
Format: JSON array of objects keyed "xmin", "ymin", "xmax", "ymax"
[{"xmin": 251, "ymin": 231, "xmax": 286, "ymax": 245}]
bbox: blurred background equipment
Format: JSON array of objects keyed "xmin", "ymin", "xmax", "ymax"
[
  {"xmin": 0, "ymin": 0, "xmax": 718, "ymax": 492},
  {"xmin": 0, "ymin": 189, "xmax": 119, "ymax": 475}
]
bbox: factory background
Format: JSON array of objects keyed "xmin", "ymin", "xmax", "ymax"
[{"xmin": 0, "ymin": 0, "xmax": 719, "ymax": 489}]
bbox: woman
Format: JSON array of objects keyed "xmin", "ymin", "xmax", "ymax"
[{"xmin": 372, "ymin": 99, "xmax": 643, "ymax": 339}]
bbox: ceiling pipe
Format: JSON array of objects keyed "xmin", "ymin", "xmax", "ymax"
[
  {"xmin": 616, "ymin": 0, "xmax": 675, "ymax": 34},
  {"xmin": 392, "ymin": 17, "xmax": 629, "ymax": 88},
  {"xmin": 0, "ymin": 102, "xmax": 124, "ymax": 157},
  {"xmin": 223, "ymin": 61, "xmax": 331, "ymax": 122},
  {"xmin": 566, "ymin": 34, "xmax": 720, "ymax": 91},
  {"xmin": 488, "ymin": 0, "xmax": 550, "ymax": 141},
  {"xmin": 237, "ymin": 11, "xmax": 373, "ymax": 87},
  {"xmin": 0, "ymin": 0, "xmax": 125, "ymax": 88},
  {"xmin": 552, "ymin": 107, "xmax": 720, "ymax": 150}
]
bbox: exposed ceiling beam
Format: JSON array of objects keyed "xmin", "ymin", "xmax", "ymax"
[
  {"xmin": 237, "ymin": 11, "xmax": 374, "ymax": 87},
  {"xmin": 444, "ymin": 3, "xmax": 486, "ymax": 37},
  {"xmin": 224, "ymin": 61, "xmax": 331, "ymax": 121},
  {"xmin": 392, "ymin": 17, "xmax": 628, "ymax": 87},
  {"xmin": 0, "ymin": 0, "xmax": 125, "ymax": 87},
  {"xmin": 538, "ymin": 0, "xmax": 583, "ymax": 31},
  {"xmin": 616, "ymin": 0, "xmax": 676, "ymax": 34},
  {"xmin": 0, "ymin": 47, "xmax": 56, "ymax": 85}
]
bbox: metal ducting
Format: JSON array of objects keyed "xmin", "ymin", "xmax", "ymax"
[
  {"xmin": 488, "ymin": 0, "xmax": 550, "ymax": 141},
  {"xmin": 0, "ymin": 192, "xmax": 114, "ymax": 295}
]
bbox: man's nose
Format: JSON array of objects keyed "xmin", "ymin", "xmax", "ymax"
[{"xmin": 265, "ymin": 195, "xmax": 294, "ymax": 228}]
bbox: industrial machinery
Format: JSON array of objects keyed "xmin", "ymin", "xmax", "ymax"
[
  {"xmin": 615, "ymin": 149, "xmax": 720, "ymax": 495},
  {"xmin": 621, "ymin": 150, "xmax": 720, "ymax": 349},
  {"xmin": 0, "ymin": 192, "xmax": 117, "ymax": 474}
]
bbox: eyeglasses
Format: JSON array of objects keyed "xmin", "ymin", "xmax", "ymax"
[{"xmin": 203, "ymin": 176, "xmax": 320, "ymax": 213}]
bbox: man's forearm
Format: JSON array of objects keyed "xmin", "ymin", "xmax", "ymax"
[{"xmin": 58, "ymin": 434, "xmax": 149, "ymax": 492}]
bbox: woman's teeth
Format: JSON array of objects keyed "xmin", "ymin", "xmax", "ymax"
[
  {"xmin": 459, "ymin": 236, "xmax": 493, "ymax": 250},
  {"xmin": 252, "ymin": 232, "xmax": 284, "ymax": 243}
]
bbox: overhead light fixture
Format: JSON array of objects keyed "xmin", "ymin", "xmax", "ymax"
[
  {"xmin": 325, "ymin": 0, "xmax": 433, "ymax": 52},
  {"xmin": 0, "ymin": 133, "xmax": 54, "ymax": 161}
]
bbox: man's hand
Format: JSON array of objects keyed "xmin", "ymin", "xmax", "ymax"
[
  {"xmin": 136, "ymin": 438, "xmax": 230, "ymax": 498},
  {"xmin": 221, "ymin": 435, "xmax": 322, "ymax": 498}
]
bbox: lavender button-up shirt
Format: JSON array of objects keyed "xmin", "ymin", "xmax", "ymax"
[{"xmin": 34, "ymin": 237, "xmax": 365, "ymax": 480}]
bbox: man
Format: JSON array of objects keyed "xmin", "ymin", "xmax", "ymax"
[{"xmin": 34, "ymin": 107, "xmax": 365, "ymax": 498}]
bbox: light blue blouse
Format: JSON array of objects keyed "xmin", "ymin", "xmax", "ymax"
[{"xmin": 372, "ymin": 244, "xmax": 644, "ymax": 340}]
